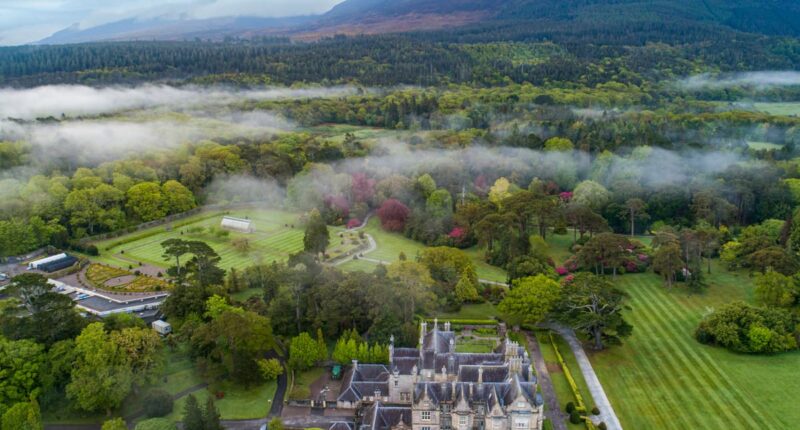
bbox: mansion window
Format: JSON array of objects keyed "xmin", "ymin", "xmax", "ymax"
[
  {"xmin": 459, "ymin": 416, "xmax": 468, "ymax": 427},
  {"xmin": 422, "ymin": 411, "xmax": 432, "ymax": 421},
  {"xmin": 401, "ymin": 393, "xmax": 410, "ymax": 402},
  {"xmin": 515, "ymin": 420, "xmax": 528, "ymax": 429},
  {"xmin": 422, "ymin": 427, "xmax": 431, "ymax": 430}
]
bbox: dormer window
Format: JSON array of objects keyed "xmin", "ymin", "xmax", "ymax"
[
  {"xmin": 422, "ymin": 411, "xmax": 431, "ymax": 421},
  {"xmin": 459, "ymin": 416, "xmax": 468, "ymax": 427}
]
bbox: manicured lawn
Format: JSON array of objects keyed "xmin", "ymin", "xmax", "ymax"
[
  {"xmin": 455, "ymin": 337, "xmax": 496, "ymax": 353},
  {"xmin": 93, "ymin": 209, "xmax": 308, "ymax": 271},
  {"xmin": 590, "ymin": 264, "xmax": 800, "ymax": 429}
]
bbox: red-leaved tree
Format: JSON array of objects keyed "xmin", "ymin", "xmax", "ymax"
[
  {"xmin": 377, "ymin": 199, "xmax": 410, "ymax": 232},
  {"xmin": 351, "ymin": 173, "xmax": 376, "ymax": 204}
]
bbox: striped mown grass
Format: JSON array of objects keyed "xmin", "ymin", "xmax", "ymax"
[
  {"xmin": 94, "ymin": 209, "xmax": 309, "ymax": 271},
  {"xmin": 591, "ymin": 271, "xmax": 800, "ymax": 429}
]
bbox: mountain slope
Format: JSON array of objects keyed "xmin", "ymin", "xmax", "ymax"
[{"xmin": 35, "ymin": 0, "xmax": 800, "ymax": 44}]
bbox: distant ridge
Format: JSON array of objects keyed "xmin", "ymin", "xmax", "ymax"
[{"xmin": 36, "ymin": 0, "xmax": 800, "ymax": 45}]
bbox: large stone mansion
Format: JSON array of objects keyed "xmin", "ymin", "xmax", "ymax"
[{"xmin": 336, "ymin": 320, "xmax": 544, "ymax": 430}]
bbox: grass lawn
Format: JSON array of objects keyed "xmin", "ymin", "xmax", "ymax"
[
  {"xmin": 434, "ymin": 302, "xmax": 498, "ymax": 320},
  {"xmin": 230, "ymin": 287, "xmax": 265, "ymax": 302},
  {"xmin": 289, "ymin": 367, "xmax": 326, "ymax": 400},
  {"xmin": 747, "ymin": 140, "xmax": 784, "ymax": 150},
  {"xmin": 455, "ymin": 337, "xmax": 496, "ymax": 353},
  {"xmin": 339, "ymin": 217, "xmax": 508, "ymax": 282},
  {"xmin": 93, "ymin": 209, "xmax": 308, "ymax": 271},
  {"xmin": 590, "ymin": 263, "xmax": 800, "ymax": 429},
  {"xmin": 165, "ymin": 380, "xmax": 277, "ymax": 422},
  {"xmin": 753, "ymin": 102, "xmax": 800, "ymax": 116}
]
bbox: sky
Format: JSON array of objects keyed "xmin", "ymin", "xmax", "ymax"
[{"xmin": 0, "ymin": 0, "xmax": 343, "ymax": 46}]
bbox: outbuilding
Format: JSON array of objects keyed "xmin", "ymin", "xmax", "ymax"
[
  {"xmin": 152, "ymin": 320, "xmax": 172, "ymax": 336},
  {"xmin": 220, "ymin": 216, "xmax": 254, "ymax": 233},
  {"xmin": 27, "ymin": 253, "xmax": 67, "ymax": 270}
]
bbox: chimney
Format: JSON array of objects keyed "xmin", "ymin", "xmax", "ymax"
[
  {"xmin": 449, "ymin": 338, "xmax": 455, "ymax": 353},
  {"xmin": 389, "ymin": 335, "xmax": 395, "ymax": 363},
  {"xmin": 352, "ymin": 359, "xmax": 359, "ymax": 371},
  {"xmin": 375, "ymin": 389, "xmax": 382, "ymax": 401},
  {"xmin": 420, "ymin": 321, "xmax": 427, "ymax": 339},
  {"xmin": 444, "ymin": 321, "xmax": 450, "ymax": 331},
  {"xmin": 434, "ymin": 317, "xmax": 438, "ymax": 330},
  {"xmin": 528, "ymin": 365, "xmax": 535, "ymax": 382},
  {"xmin": 478, "ymin": 365, "xmax": 484, "ymax": 384}
]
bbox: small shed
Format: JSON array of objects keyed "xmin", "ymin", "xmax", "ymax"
[
  {"xmin": 152, "ymin": 320, "xmax": 172, "ymax": 336},
  {"xmin": 220, "ymin": 216, "xmax": 254, "ymax": 233}
]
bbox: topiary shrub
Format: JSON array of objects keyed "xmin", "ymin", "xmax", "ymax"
[
  {"xmin": 598, "ymin": 423, "xmax": 607, "ymax": 430},
  {"xmin": 142, "ymin": 389, "xmax": 173, "ymax": 418},
  {"xmin": 86, "ymin": 244, "xmax": 99, "ymax": 256},
  {"xmin": 592, "ymin": 406, "xmax": 600, "ymax": 415},
  {"xmin": 569, "ymin": 411, "xmax": 582, "ymax": 424},
  {"xmin": 565, "ymin": 402, "xmax": 575, "ymax": 413}
]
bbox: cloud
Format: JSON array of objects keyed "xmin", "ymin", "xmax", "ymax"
[
  {"xmin": 0, "ymin": 83, "xmax": 362, "ymax": 165},
  {"xmin": 679, "ymin": 71, "xmax": 800, "ymax": 90},
  {"xmin": 0, "ymin": 84, "xmax": 358, "ymax": 120},
  {"xmin": 204, "ymin": 174, "xmax": 286, "ymax": 206}
]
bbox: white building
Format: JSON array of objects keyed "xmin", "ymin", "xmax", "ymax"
[
  {"xmin": 152, "ymin": 320, "xmax": 172, "ymax": 335},
  {"xmin": 220, "ymin": 216, "xmax": 254, "ymax": 233},
  {"xmin": 28, "ymin": 253, "xmax": 67, "ymax": 270}
]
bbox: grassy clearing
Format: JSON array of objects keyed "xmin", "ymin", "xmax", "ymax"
[
  {"xmin": 590, "ymin": 263, "xmax": 800, "ymax": 429},
  {"xmin": 753, "ymin": 102, "xmax": 800, "ymax": 116},
  {"xmin": 747, "ymin": 140, "xmax": 784, "ymax": 150},
  {"xmin": 93, "ymin": 209, "xmax": 308, "ymax": 271},
  {"xmin": 339, "ymin": 217, "xmax": 508, "ymax": 282}
]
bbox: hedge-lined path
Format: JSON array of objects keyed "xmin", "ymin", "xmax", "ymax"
[
  {"xmin": 524, "ymin": 332, "xmax": 568, "ymax": 430},
  {"xmin": 548, "ymin": 324, "xmax": 622, "ymax": 430}
]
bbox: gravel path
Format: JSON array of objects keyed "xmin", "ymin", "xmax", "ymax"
[
  {"xmin": 550, "ymin": 324, "xmax": 623, "ymax": 430},
  {"xmin": 523, "ymin": 331, "xmax": 568, "ymax": 430}
]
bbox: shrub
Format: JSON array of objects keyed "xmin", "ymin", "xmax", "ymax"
[
  {"xmin": 695, "ymin": 301, "xmax": 798, "ymax": 353},
  {"xmin": 592, "ymin": 406, "xmax": 600, "ymax": 415},
  {"xmin": 598, "ymin": 423, "xmax": 607, "ymax": 430},
  {"xmin": 85, "ymin": 244, "xmax": 99, "ymax": 256},
  {"xmin": 569, "ymin": 411, "xmax": 582, "ymax": 424},
  {"xmin": 565, "ymin": 402, "xmax": 575, "ymax": 413},
  {"xmin": 143, "ymin": 389, "xmax": 174, "ymax": 418}
]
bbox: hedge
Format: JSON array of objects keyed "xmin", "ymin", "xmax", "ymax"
[{"xmin": 549, "ymin": 332, "xmax": 587, "ymax": 412}]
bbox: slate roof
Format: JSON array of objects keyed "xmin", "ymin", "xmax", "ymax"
[
  {"xmin": 338, "ymin": 364, "xmax": 391, "ymax": 403},
  {"xmin": 413, "ymin": 377, "xmax": 543, "ymax": 409},
  {"xmin": 360, "ymin": 402, "xmax": 412, "ymax": 430}
]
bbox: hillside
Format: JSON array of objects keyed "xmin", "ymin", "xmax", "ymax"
[{"xmin": 35, "ymin": 0, "xmax": 800, "ymax": 45}]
